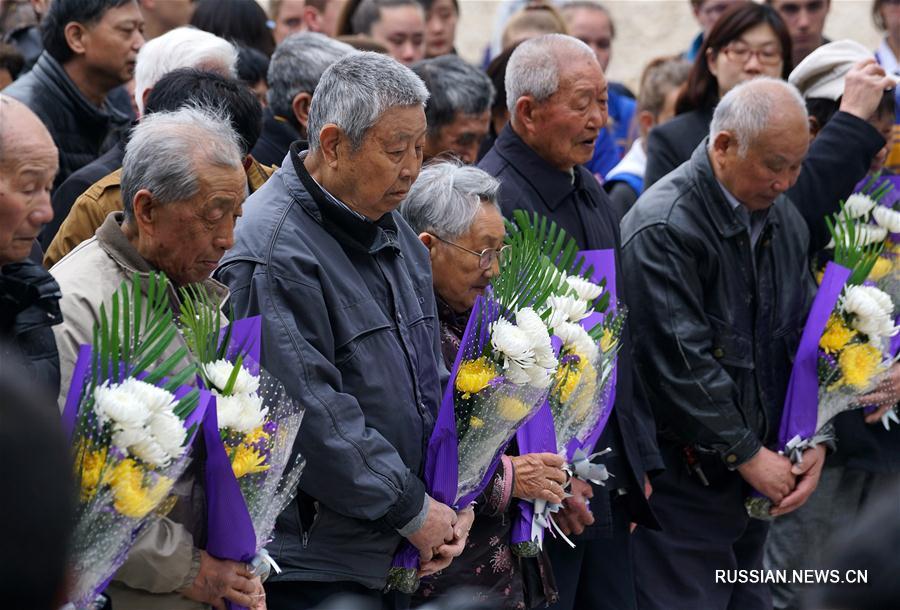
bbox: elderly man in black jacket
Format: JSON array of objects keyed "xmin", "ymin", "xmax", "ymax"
[
  {"xmin": 3, "ymin": 0, "xmax": 143, "ymax": 191},
  {"xmin": 622, "ymin": 78, "xmax": 822, "ymax": 610},
  {"xmin": 216, "ymin": 52, "xmax": 471, "ymax": 610},
  {"xmin": 0, "ymin": 95, "xmax": 61, "ymax": 403},
  {"xmin": 479, "ymin": 33, "xmax": 661, "ymax": 610}
]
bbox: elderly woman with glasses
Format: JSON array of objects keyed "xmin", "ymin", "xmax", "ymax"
[{"xmin": 400, "ymin": 160, "xmax": 567, "ymax": 609}]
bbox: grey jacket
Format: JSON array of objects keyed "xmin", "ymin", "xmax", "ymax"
[{"xmin": 215, "ymin": 146, "xmax": 444, "ymax": 589}]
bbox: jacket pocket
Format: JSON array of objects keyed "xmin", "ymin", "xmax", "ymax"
[
  {"xmin": 707, "ymin": 315, "xmax": 754, "ymax": 370},
  {"xmin": 332, "ymin": 298, "xmax": 393, "ymax": 365}
]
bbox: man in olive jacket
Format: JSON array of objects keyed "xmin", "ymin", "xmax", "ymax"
[{"xmin": 622, "ymin": 78, "xmax": 823, "ymax": 610}]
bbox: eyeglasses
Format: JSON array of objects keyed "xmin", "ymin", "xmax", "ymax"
[
  {"xmin": 432, "ymin": 234, "xmax": 511, "ymax": 270},
  {"xmin": 721, "ymin": 43, "xmax": 783, "ymax": 66}
]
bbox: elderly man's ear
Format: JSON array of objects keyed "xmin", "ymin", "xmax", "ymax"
[
  {"xmin": 317, "ymin": 124, "xmax": 345, "ymax": 168},
  {"xmin": 291, "ymin": 92, "xmax": 313, "ymax": 130},
  {"xmin": 512, "ymin": 96, "xmax": 541, "ymax": 136},
  {"xmin": 130, "ymin": 189, "xmax": 160, "ymax": 236},
  {"xmin": 418, "ymin": 232, "xmax": 436, "ymax": 256},
  {"xmin": 711, "ymin": 131, "xmax": 736, "ymax": 167}
]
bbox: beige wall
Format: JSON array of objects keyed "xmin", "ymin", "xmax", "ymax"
[{"xmin": 455, "ymin": 0, "xmax": 883, "ymax": 91}]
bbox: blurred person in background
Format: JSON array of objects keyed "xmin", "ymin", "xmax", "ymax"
[
  {"xmin": 645, "ymin": 2, "xmax": 791, "ymax": 187},
  {"xmin": 604, "ymin": 56, "xmax": 691, "ymax": 218},
  {"xmin": 3, "ymin": 0, "xmax": 143, "ymax": 190},
  {"xmin": 137, "ymin": 0, "xmax": 195, "ymax": 40},
  {"xmin": 413, "ymin": 54, "xmax": 494, "ymax": 165},
  {"xmin": 768, "ymin": 0, "xmax": 831, "ymax": 67},
  {"xmin": 0, "ymin": 95, "xmax": 61, "ymax": 399},
  {"xmin": 253, "ymin": 31, "xmax": 354, "ymax": 167},
  {"xmin": 42, "ymin": 25, "xmax": 238, "ymax": 255},
  {"xmin": 401, "ymin": 161, "xmax": 568, "ymax": 609},
  {"xmin": 476, "ymin": 42, "xmax": 520, "ymax": 161},
  {"xmin": 271, "ymin": 0, "xmax": 307, "ymax": 42},
  {"xmin": 237, "ymin": 44, "xmax": 270, "ymax": 108},
  {"xmin": 500, "ymin": 3, "xmax": 566, "ymax": 51},
  {"xmin": 873, "ymin": 0, "xmax": 900, "ymax": 172},
  {"xmin": 2, "ymin": 0, "xmax": 48, "ymax": 71},
  {"xmin": 0, "ymin": 40, "xmax": 24, "ymax": 87},
  {"xmin": 343, "ymin": 0, "xmax": 426, "ymax": 65},
  {"xmin": 191, "ymin": 0, "xmax": 275, "ymax": 56},
  {"xmin": 45, "ymin": 68, "xmax": 268, "ymax": 268},
  {"xmin": 422, "ymin": 0, "xmax": 457, "ymax": 57},
  {"xmin": 683, "ymin": 0, "xmax": 747, "ymax": 61}
]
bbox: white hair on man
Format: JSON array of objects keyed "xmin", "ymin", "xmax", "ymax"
[
  {"xmin": 400, "ymin": 161, "xmax": 501, "ymax": 240},
  {"xmin": 134, "ymin": 26, "xmax": 238, "ymax": 115},
  {"xmin": 121, "ymin": 105, "xmax": 245, "ymax": 221},
  {"xmin": 708, "ymin": 77, "xmax": 808, "ymax": 158},
  {"xmin": 504, "ymin": 33, "xmax": 597, "ymax": 119},
  {"xmin": 307, "ymin": 51, "xmax": 429, "ymax": 152}
]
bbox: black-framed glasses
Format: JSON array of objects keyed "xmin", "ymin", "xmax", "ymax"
[{"xmin": 432, "ymin": 234, "xmax": 511, "ymax": 270}]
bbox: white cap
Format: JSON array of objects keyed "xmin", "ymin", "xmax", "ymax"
[{"xmin": 788, "ymin": 39, "xmax": 899, "ymax": 100}]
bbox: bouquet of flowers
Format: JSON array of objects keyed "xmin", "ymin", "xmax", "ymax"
[
  {"xmin": 512, "ymin": 249, "xmax": 624, "ymax": 556},
  {"xmin": 746, "ymin": 206, "xmax": 899, "ymax": 520},
  {"xmin": 62, "ymin": 273, "xmax": 211, "ymax": 609},
  {"xmin": 179, "ymin": 289, "xmax": 305, "ymax": 604}
]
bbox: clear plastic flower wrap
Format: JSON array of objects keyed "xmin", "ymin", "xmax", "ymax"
[{"xmin": 62, "ymin": 273, "xmax": 210, "ymax": 609}]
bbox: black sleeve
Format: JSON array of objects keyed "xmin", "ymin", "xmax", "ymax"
[
  {"xmin": 789, "ymin": 111, "xmax": 886, "ymax": 254},
  {"xmin": 604, "ymin": 180, "xmax": 639, "ymax": 223},
  {"xmin": 643, "ymin": 125, "xmax": 681, "ymax": 190}
]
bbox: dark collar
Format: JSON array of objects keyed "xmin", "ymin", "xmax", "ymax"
[
  {"xmin": 688, "ymin": 138, "xmax": 781, "ymax": 239},
  {"xmin": 289, "ymin": 141, "xmax": 401, "ymax": 255},
  {"xmin": 493, "ymin": 124, "xmax": 581, "ymax": 211},
  {"xmin": 436, "ymin": 294, "xmax": 469, "ymax": 331},
  {"xmin": 264, "ymin": 108, "xmax": 302, "ymax": 148}
]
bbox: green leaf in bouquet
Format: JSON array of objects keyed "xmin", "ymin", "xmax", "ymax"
[
  {"xmin": 178, "ymin": 283, "xmax": 234, "ymax": 388},
  {"xmin": 826, "ymin": 204, "xmax": 884, "ymax": 286},
  {"xmin": 221, "ymin": 352, "xmax": 245, "ymax": 395}
]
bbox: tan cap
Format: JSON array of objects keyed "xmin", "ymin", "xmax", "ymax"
[{"xmin": 788, "ymin": 39, "xmax": 900, "ymax": 100}]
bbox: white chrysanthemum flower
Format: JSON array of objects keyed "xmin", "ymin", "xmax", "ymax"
[
  {"xmin": 491, "ymin": 318, "xmax": 540, "ymax": 385},
  {"xmin": 565, "ymin": 275, "xmax": 603, "ymax": 302},
  {"xmin": 514, "ymin": 308, "xmax": 558, "ymax": 386},
  {"xmin": 867, "ymin": 286, "xmax": 895, "ymax": 317},
  {"xmin": 844, "ymin": 194, "xmax": 877, "ymax": 218},
  {"xmin": 148, "ymin": 409, "xmax": 186, "ymax": 460},
  {"xmin": 860, "ymin": 224, "xmax": 889, "ymax": 246},
  {"xmin": 216, "ymin": 392, "xmax": 268, "ymax": 433},
  {"xmin": 555, "ymin": 322, "xmax": 599, "ymax": 362},
  {"xmin": 844, "ymin": 285, "xmax": 898, "ymax": 339},
  {"xmin": 505, "ymin": 360, "xmax": 533, "ymax": 385},
  {"xmin": 111, "ymin": 426, "xmax": 145, "ymax": 453},
  {"xmin": 93, "ymin": 379, "xmax": 158, "ymax": 429},
  {"xmin": 203, "ymin": 359, "xmax": 260, "ymax": 395},
  {"xmin": 873, "ymin": 206, "xmax": 900, "ymax": 234},
  {"xmin": 117, "ymin": 377, "xmax": 181, "ymax": 414},
  {"xmin": 131, "ymin": 436, "xmax": 170, "ymax": 468},
  {"xmin": 544, "ymin": 295, "xmax": 590, "ymax": 329}
]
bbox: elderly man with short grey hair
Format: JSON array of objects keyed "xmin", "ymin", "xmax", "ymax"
[
  {"xmin": 412, "ymin": 55, "xmax": 495, "ymax": 165},
  {"xmin": 622, "ymin": 77, "xmax": 821, "ymax": 610},
  {"xmin": 51, "ymin": 106, "xmax": 258, "ymax": 609},
  {"xmin": 479, "ymin": 33, "xmax": 661, "ymax": 610},
  {"xmin": 252, "ymin": 32, "xmax": 356, "ymax": 167},
  {"xmin": 216, "ymin": 52, "xmax": 470, "ymax": 610}
]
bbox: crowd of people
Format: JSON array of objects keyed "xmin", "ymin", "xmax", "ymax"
[{"xmin": 2, "ymin": 0, "xmax": 900, "ymax": 609}]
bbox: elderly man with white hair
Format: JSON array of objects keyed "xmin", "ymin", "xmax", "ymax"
[
  {"xmin": 252, "ymin": 32, "xmax": 356, "ymax": 167},
  {"xmin": 51, "ymin": 106, "xmax": 260, "ymax": 610},
  {"xmin": 43, "ymin": 26, "xmax": 240, "ymax": 250},
  {"xmin": 479, "ymin": 33, "xmax": 661, "ymax": 610},
  {"xmin": 216, "ymin": 52, "xmax": 470, "ymax": 610},
  {"xmin": 621, "ymin": 78, "xmax": 820, "ymax": 610}
]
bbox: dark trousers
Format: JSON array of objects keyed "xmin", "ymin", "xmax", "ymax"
[
  {"xmin": 266, "ymin": 580, "xmax": 406, "ymax": 610},
  {"xmin": 545, "ymin": 493, "xmax": 637, "ymax": 610},
  {"xmin": 632, "ymin": 442, "xmax": 771, "ymax": 610}
]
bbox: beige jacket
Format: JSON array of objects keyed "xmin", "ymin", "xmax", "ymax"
[{"xmin": 51, "ymin": 212, "xmax": 229, "ymax": 610}]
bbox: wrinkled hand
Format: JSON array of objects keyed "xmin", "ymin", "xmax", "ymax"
[
  {"xmin": 250, "ymin": 576, "xmax": 266, "ymax": 610},
  {"xmin": 770, "ymin": 445, "xmax": 826, "ymax": 517},
  {"xmin": 554, "ymin": 477, "xmax": 594, "ymax": 536},
  {"xmin": 406, "ymin": 496, "xmax": 457, "ymax": 563},
  {"xmin": 860, "ymin": 362, "xmax": 900, "ymax": 424},
  {"xmin": 418, "ymin": 507, "xmax": 474, "ymax": 577},
  {"xmin": 178, "ymin": 551, "xmax": 258, "ymax": 610},
  {"xmin": 840, "ymin": 59, "xmax": 896, "ymax": 122},
  {"xmin": 737, "ymin": 447, "xmax": 796, "ymax": 505},
  {"xmin": 511, "ymin": 452, "xmax": 568, "ymax": 504}
]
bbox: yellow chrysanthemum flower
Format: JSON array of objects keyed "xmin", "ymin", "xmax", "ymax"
[
  {"xmin": 554, "ymin": 361, "xmax": 583, "ymax": 404},
  {"xmin": 815, "ymin": 268, "xmax": 825, "ymax": 286},
  {"xmin": 600, "ymin": 328, "xmax": 617, "ymax": 353},
  {"xmin": 109, "ymin": 459, "xmax": 173, "ymax": 519},
  {"xmin": 77, "ymin": 444, "xmax": 109, "ymax": 501},
  {"xmin": 497, "ymin": 396, "xmax": 530, "ymax": 421},
  {"xmin": 868, "ymin": 256, "xmax": 893, "ymax": 281},
  {"xmin": 838, "ymin": 343, "xmax": 882, "ymax": 389},
  {"xmin": 455, "ymin": 357, "xmax": 498, "ymax": 398},
  {"xmin": 231, "ymin": 444, "xmax": 270, "ymax": 478},
  {"xmin": 244, "ymin": 426, "xmax": 270, "ymax": 447},
  {"xmin": 819, "ymin": 315, "xmax": 855, "ymax": 353},
  {"xmin": 469, "ymin": 416, "xmax": 485, "ymax": 430}
]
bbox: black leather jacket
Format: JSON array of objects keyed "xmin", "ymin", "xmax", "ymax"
[{"xmin": 621, "ymin": 141, "xmax": 815, "ymax": 467}]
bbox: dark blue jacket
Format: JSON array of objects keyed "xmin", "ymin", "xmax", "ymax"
[
  {"xmin": 216, "ymin": 146, "xmax": 444, "ymax": 588},
  {"xmin": 479, "ymin": 124, "xmax": 660, "ymax": 533}
]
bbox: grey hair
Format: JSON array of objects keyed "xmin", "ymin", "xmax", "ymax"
[
  {"xmin": 412, "ymin": 55, "xmax": 495, "ymax": 137},
  {"xmin": 400, "ymin": 161, "xmax": 501, "ymax": 240},
  {"xmin": 134, "ymin": 27, "xmax": 238, "ymax": 115},
  {"xmin": 505, "ymin": 33, "xmax": 597, "ymax": 118},
  {"xmin": 708, "ymin": 77, "xmax": 808, "ymax": 157},
  {"xmin": 121, "ymin": 106, "xmax": 244, "ymax": 221},
  {"xmin": 267, "ymin": 32, "xmax": 356, "ymax": 129},
  {"xmin": 308, "ymin": 52, "xmax": 429, "ymax": 152}
]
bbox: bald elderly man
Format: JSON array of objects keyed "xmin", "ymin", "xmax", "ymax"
[
  {"xmin": 622, "ymin": 78, "xmax": 819, "ymax": 610},
  {"xmin": 0, "ymin": 95, "xmax": 62, "ymax": 401}
]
